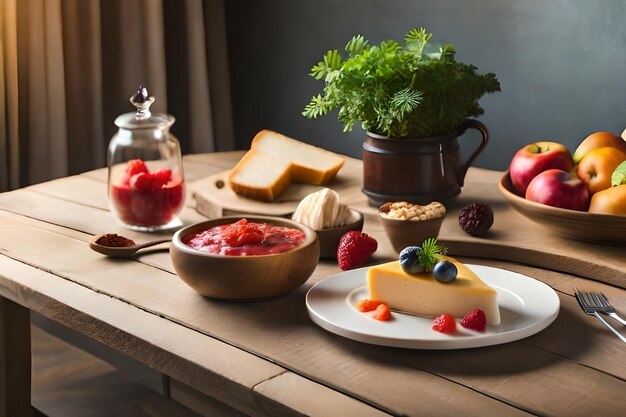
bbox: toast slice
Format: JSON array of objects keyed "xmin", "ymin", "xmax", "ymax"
[
  {"xmin": 228, "ymin": 150, "xmax": 292, "ymax": 201},
  {"xmin": 228, "ymin": 130, "xmax": 345, "ymax": 201}
]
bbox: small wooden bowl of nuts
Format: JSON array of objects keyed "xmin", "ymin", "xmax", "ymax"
[{"xmin": 378, "ymin": 201, "xmax": 446, "ymax": 253}]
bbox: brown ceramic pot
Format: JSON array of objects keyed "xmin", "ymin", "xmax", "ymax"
[
  {"xmin": 379, "ymin": 215, "xmax": 444, "ymax": 254},
  {"xmin": 362, "ymin": 119, "xmax": 489, "ymax": 206}
]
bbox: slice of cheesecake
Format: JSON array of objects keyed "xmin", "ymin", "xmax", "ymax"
[{"xmin": 367, "ymin": 256, "xmax": 501, "ymax": 325}]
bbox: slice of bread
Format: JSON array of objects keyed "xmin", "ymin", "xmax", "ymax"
[
  {"xmin": 228, "ymin": 130, "xmax": 345, "ymax": 201},
  {"xmin": 229, "ymin": 150, "xmax": 292, "ymax": 201}
]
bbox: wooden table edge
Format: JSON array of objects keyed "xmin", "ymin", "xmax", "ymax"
[{"xmin": 0, "ymin": 255, "xmax": 388, "ymax": 417}]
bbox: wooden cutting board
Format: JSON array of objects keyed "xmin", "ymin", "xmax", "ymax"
[{"xmin": 191, "ymin": 157, "xmax": 365, "ymax": 218}]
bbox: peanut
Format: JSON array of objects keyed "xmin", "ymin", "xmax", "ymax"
[{"xmin": 378, "ymin": 201, "xmax": 446, "ymax": 221}]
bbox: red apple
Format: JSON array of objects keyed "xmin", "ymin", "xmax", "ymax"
[
  {"xmin": 509, "ymin": 142, "xmax": 574, "ymax": 195},
  {"xmin": 525, "ymin": 169, "xmax": 589, "ymax": 211}
]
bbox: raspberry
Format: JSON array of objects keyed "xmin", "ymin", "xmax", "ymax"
[
  {"xmin": 432, "ymin": 313, "xmax": 456, "ymax": 333},
  {"xmin": 336, "ymin": 231, "xmax": 377, "ymax": 270},
  {"xmin": 151, "ymin": 169, "xmax": 172, "ymax": 190},
  {"xmin": 129, "ymin": 172, "xmax": 153, "ymax": 192},
  {"xmin": 372, "ymin": 304, "xmax": 391, "ymax": 321},
  {"xmin": 460, "ymin": 309, "xmax": 487, "ymax": 332},
  {"xmin": 126, "ymin": 159, "xmax": 148, "ymax": 177},
  {"xmin": 458, "ymin": 203, "xmax": 494, "ymax": 236}
]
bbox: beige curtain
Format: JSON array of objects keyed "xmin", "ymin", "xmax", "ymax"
[{"xmin": 0, "ymin": 0, "xmax": 234, "ymax": 191}]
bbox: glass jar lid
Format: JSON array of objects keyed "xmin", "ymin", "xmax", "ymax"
[{"xmin": 114, "ymin": 86, "xmax": 175, "ymax": 130}]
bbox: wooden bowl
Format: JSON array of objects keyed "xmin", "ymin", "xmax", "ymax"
[
  {"xmin": 498, "ymin": 173, "xmax": 626, "ymax": 245},
  {"xmin": 316, "ymin": 209, "xmax": 364, "ymax": 259},
  {"xmin": 379, "ymin": 215, "xmax": 444, "ymax": 254},
  {"xmin": 171, "ymin": 216, "xmax": 319, "ymax": 300}
]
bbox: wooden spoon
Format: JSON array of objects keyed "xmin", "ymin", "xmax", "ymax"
[{"xmin": 89, "ymin": 235, "xmax": 172, "ymax": 258}]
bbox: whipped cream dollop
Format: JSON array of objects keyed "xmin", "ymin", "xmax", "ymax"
[{"xmin": 292, "ymin": 188, "xmax": 354, "ymax": 230}]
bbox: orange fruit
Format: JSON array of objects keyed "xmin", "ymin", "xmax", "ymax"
[{"xmin": 576, "ymin": 147, "xmax": 626, "ymax": 195}]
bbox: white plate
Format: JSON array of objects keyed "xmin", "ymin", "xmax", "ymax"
[{"xmin": 306, "ymin": 264, "xmax": 560, "ymax": 349}]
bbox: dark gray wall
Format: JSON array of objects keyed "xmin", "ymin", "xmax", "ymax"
[{"xmin": 225, "ymin": 0, "xmax": 626, "ymax": 171}]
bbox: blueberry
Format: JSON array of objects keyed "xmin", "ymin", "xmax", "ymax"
[
  {"xmin": 399, "ymin": 246, "xmax": 424, "ymax": 274},
  {"xmin": 434, "ymin": 261, "xmax": 457, "ymax": 283}
]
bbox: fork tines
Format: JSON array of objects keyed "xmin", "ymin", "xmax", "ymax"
[
  {"xmin": 598, "ymin": 293, "xmax": 613, "ymax": 308},
  {"xmin": 574, "ymin": 288, "xmax": 626, "ymax": 344}
]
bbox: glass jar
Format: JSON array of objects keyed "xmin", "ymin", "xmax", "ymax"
[{"xmin": 107, "ymin": 86, "xmax": 185, "ymax": 231}]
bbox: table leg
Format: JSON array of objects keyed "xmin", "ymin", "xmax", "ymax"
[{"xmin": 0, "ymin": 297, "xmax": 33, "ymax": 417}]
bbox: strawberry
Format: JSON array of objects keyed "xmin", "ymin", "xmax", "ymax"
[
  {"xmin": 231, "ymin": 229, "xmax": 264, "ymax": 246},
  {"xmin": 460, "ymin": 308, "xmax": 487, "ymax": 332},
  {"xmin": 118, "ymin": 174, "xmax": 131, "ymax": 187},
  {"xmin": 372, "ymin": 303, "xmax": 391, "ymax": 321},
  {"xmin": 355, "ymin": 299, "xmax": 384, "ymax": 312},
  {"xmin": 432, "ymin": 313, "xmax": 456, "ymax": 334},
  {"xmin": 221, "ymin": 219, "xmax": 265, "ymax": 246},
  {"xmin": 126, "ymin": 159, "xmax": 148, "ymax": 176},
  {"xmin": 336, "ymin": 231, "xmax": 377, "ymax": 270},
  {"xmin": 151, "ymin": 169, "xmax": 172, "ymax": 190},
  {"xmin": 129, "ymin": 172, "xmax": 153, "ymax": 192}
]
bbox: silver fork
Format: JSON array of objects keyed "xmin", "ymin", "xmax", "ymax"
[
  {"xmin": 575, "ymin": 289, "xmax": 626, "ymax": 344},
  {"xmin": 592, "ymin": 292, "xmax": 626, "ymax": 326}
]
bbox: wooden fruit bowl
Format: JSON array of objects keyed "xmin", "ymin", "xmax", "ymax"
[{"xmin": 498, "ymin": 173, "xmax": 626, "ymax": 245}]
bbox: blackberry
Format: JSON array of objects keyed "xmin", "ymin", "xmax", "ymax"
[{"xmin": 458, "ymin": 203, "xmax": 494, "ymax": 236}]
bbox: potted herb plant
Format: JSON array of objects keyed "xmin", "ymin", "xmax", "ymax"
[{"xmin": 303, "ymin": 27, "xmax": 501, "ymax": 205}]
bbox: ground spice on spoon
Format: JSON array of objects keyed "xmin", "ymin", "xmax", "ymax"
[{"xmin": 95, "ymin": 233, "xmax": 135, "ymax": 247}]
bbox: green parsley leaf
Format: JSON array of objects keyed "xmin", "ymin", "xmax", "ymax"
[{"xmin": 417, "ymin": 238, "xmax": 447, "ymax": 272}]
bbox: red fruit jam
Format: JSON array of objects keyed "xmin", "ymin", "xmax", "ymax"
[
  {"xmin": 110, "ymin": 161, "xmax": 184, "ymax": 227},
  {"xmin": 184, "ymin": 219, "xmax": 306, "ymax": 256}
]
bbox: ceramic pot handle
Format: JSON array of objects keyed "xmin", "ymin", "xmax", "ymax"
[{"xmin": 457, "ymin": 119, "xmax": 489, "ymax": 187}]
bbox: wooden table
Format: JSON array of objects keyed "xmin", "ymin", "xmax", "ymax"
[{"xmin": 1, "ymin": 152, "xmax": 625, "ymax": 417}]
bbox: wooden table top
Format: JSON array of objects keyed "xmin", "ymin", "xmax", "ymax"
[{"xmin": 0, "ymin": 152, "xmax": 625, "ymax": 417}]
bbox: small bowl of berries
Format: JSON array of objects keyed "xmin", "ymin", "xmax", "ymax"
[{"xmin": 378, "ymin": 201, "xmax": 446, "ymax": 253}]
